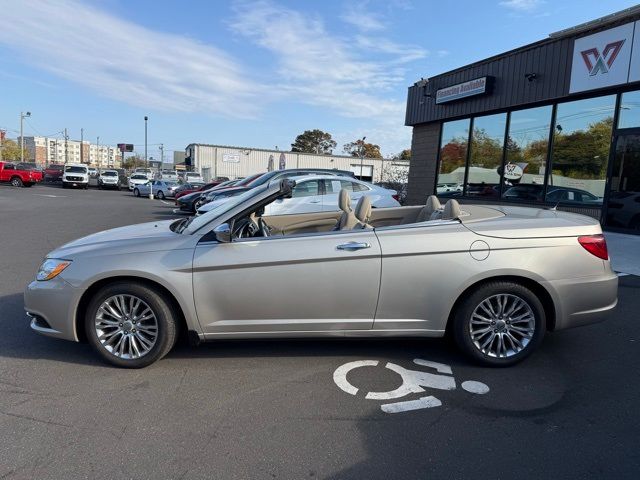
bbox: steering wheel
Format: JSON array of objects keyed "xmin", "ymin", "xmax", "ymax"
[
  {"xmin": 258, "ymin": 218, "xmax": 271, "ymax": 237},
  {"xmin": 233, "ymin": 217, "xmax": 260, "ymax": 238}
]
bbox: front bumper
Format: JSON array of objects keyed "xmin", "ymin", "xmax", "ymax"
[
  {"xmin": 544, "ymin": 272, "xmax": 618, "ymax": 331},
  {"xmin": 24, "ymin": 276, "xmax": 80, "ymax": 341}
]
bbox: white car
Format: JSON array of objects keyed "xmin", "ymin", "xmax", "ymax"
[
  {"xmin": 197, "ymin": 175, "xmax": 399, "ymax": 215},
  {"xmin": 128, "ymin": 173, "xmax": 151, "ymax": 191},
  {"xmin": 185, "ymin": 171, "xmax": 204, "ymax": 183},
  {"xmin": 437, "ymin": 183, "xmax": 463, "ymax": 194},
  {"xmin": 98, "ymin": 169, "xmax": 121, "ymax": 190},
  {"xmin": 62, "ymin": 164, "xmax": 89, "ymax": 189},
  {"xmin": 160, "ymin": 170, "xmax": 179, "ymax": 182},
  {"xmin": 134, "ymin": 168, "xmax": 154, "ymax": 180}
]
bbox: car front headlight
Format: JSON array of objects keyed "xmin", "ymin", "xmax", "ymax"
[{"xmin": 36, "ymin": 258, "xmax": 71, "ymax": 281}]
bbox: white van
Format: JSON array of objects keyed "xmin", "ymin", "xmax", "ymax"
[
  {"xmin": 134, "ymin": 168, "xmax": 154, "ymax": 180},
  {"xmin": 62, "ymin": 164, "xmax": 90, "ymax": 189},
  {"xmin": 161, "ymin": 169, "xmax": 179, "ymax": 182},
  {"xmin": 185, "ymin": 171, "xmax": 204, "ymax": 183}
]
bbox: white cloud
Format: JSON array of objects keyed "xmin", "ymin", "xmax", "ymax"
[
  {"xmin": 229, "ymin": 0, "xmax": 425, "ymax": 121},
  {"xmin": 0, "ymin": 0, "xmax": 258, "ymax": 117},
  {"xmin": 340, "ymin": 2, "xmax": 386, "ymax": 32},
  {"xmin": 498, "ymin": 0, "xmax": 545, "ymax": 12}
]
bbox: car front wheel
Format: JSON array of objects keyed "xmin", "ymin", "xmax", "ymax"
[
  {"xmin": 452, "ymin": 281, "xmax": 546, "ymax": 367},
  {"xmin": 85, "ymin": 281, "xmax": 178, "ymax": 368},
  {"xmin": 157, "ymin": 190, "xmax": 165, "ymax": 199},
  {"xmin": 134, "ymin": 188, "xmax": 140, "ymax": 197}
]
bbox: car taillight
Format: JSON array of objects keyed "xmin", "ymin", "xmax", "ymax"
[{"xmin": 578, "ymin": 234, "xmax": 608, "ymax": 260}]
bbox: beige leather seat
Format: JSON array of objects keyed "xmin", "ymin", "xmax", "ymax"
[
  {"xmin": 353, "ymin": 196, "xmax": 373, "ymax": 229},
  {"xmin": 442, "ymin": 199, "xmax": 461, "ymax": 220},
  {"xmin": 416, "ymin": 195, "xmax": 442, "ymax": 222},
  {"xmin": 336, "ymin": 189, "xmax": 359, "ymax": 230}
]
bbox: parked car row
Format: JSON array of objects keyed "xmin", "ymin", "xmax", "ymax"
[{"xmin": 0, "ymin": 161, "xmax": 43, "ymax": 187}]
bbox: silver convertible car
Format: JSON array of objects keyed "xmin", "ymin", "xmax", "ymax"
[{"xmin": 25, "ymin": 180, "xmax": 618, "ymax": 368}]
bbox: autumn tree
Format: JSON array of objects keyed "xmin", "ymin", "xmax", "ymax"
[
  {"xmin": 291, "ymin": 129, "xmax": 337, "ymax": 154},
  {"xmin": 0, "ymin": 139, "xmax": 27, "ymax": 161},
  {"xmin": 343, "ymin": 139, "xmax": 383, "ymax": 158}
]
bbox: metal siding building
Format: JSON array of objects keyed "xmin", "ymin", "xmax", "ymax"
[
  {"xmin": 405, "ymin": 6, "xmax": 640, "ymax": 234},
  {"xmin": 185, "ymin": 143, "xmax": 408, "ymax": 183}
]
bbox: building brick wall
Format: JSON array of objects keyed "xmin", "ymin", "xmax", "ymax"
[{"xmin": 406, "ymin": 122, "xmax": 441, "ymax": 205}]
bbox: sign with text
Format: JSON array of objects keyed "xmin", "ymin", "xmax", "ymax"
[
  {"xmin": 569, "ymin": 22, "xmax": 634, "ymax": 94},
  {"xmin": 222, "ymin": 153, "xmax": 240, "ymax": 163},
  {"xmin": 436, "ymin": 77, "xmax": 490, "ymax": 104}
]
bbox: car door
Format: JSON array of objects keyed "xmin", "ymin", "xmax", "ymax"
[
  {"xmin": 264, "ymin": 178, "xmax": 324, "ymax": 215},
  {"xmin": 192, "ymin": 229, "xmax": 381, "ymax": 335}
]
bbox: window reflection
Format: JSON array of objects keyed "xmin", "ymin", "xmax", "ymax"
[
  {"xmin": 466, "ymin": 113, "xmax": 506, "ymax": 197},
  {"xmin": 436, "ymin": 119, "xmax": 469, "ymax": 197},
  {"xmin": 548, "ymin": 95, "xmax": 615, "ymax": 205},
  {"xmin": 618, "ymin": 90, "xmax": 640, "ymax": 129},
  {"xmin": 501, "ymin": 105, "xmax": 552, "ymax": 202}
]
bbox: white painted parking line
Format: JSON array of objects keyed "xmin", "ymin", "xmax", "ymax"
[
  {"xmin": 160, "ymin": 200, "xmax": 170, "ymax": 205},
  {"xmin": 333, "ymin": 358, "xmax": 490, "ymax": 413},
  {"xmin": 34, "ymin": 194, "xmax": 66, "ymax": 198}
]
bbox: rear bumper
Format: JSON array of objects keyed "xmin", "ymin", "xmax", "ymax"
[{"xmin": 543, "ymin": 272, "xmax": 618, "ymax": 331}]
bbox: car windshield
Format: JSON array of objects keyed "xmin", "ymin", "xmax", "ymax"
[
  {"xmin": 181, "ymin": 185, "xmax": 269, "ymax": 234},
  {"xmin": 102, "ymin": 171, "xmax": 117, "ymax": 176},
  {"xmin": 131, "ymin": 174, "xmax": 147, "ymax": 180},
  {"xmin": 65, "ymin": 166, "xmax": 87, "ymax": 173}
]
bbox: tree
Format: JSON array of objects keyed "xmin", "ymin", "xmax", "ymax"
[
  {"xmin": 0, "ymin": 139, "xmax": 28, "ymax": 161},
  {"xmin": 343, "ymin": 139, "xmax": 383, "ymax": 159},
  {"xmin": 291, "ymin": 129, "xmax": 337, "ymax": 154},
  {"xmin": 395, "ymin": 149, "xmax": 411, "ymax": 161},
  {"xmin": 122, "ymin": 154, "xmax": 147, "ymax": 170}
]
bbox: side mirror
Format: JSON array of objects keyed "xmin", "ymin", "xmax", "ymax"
[{"xmin": 213, "ymin": 223, "xmax": 232, "ymax": 243}]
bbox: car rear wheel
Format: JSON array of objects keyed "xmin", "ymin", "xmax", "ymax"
[
  {"xmin": 85, "ymin": 281, "xmax": 178, "ymax": 368},
  {"xmin": 134, "ymin": 188, "xmax": 140, "ymax": 197},
  {"xmin": 10, "ymin": 177, "xmax": 23, "ymax": 187},
  {"xmin": 452, "ymin": 281, "xmax": 545, "ymax": 367},
  {"xmin": 157, "ymin": 190, "xmax": 165, "ymax": 200}
]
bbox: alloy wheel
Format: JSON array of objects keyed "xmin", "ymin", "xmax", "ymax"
[
  {"xmin": 94, "ymin": 294, "xmax": 159, "ymax": 359},
  {"xmin": 468, "ymin": 294, "xmax": 535, "ymax": 358}
]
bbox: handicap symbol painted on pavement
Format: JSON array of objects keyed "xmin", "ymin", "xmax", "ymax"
[{"xmin": 333, "ymin": 359, "xmax": 490, "ymax": 413}]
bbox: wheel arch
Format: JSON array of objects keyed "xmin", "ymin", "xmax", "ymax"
[
  {"xmin": 74, "ymin": 275, "xmax": 189, "ymax": 343},
  {"xmin": 445, "ymin": 275, "xmax": 557, "ymax": 334}
]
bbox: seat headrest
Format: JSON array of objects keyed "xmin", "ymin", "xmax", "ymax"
[
  {"xmin": 442, "ymin": 199, "xmax": 461, "ymax": 220},
  {"xmin": 354, "ymin": 196, "xmax": 372, "ymax": 223},
  {"xmin": 338, "ymin": 189, "xmax": 351, "ymax": 212},
  {"xmin": 426, "ymin": 195, "xmax": 441, "ymax": 211}
]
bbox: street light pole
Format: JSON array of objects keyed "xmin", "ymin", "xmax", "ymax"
[
  {"xmin": 20, "ymin": 111, "xmax": 31, "ymax": 163},
  {"xmin": 144, "ymin": 116, "xmax": 148, "ymax": 170},
  {"xmin": 359, "ymin": 136, "xmax": 366, "ymax": 180}
]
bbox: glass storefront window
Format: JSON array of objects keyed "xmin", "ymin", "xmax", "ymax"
[
  {"xmin": 466, "ymin": 113, "xmax": 506, "ymax": 198},
  {"xmin": 548, "ymin": 95, "xmax": 615, "ymax": 205},
  {"xmin": 502, "ymin": 105, "xmax": 552, "ymax": 202},
  {"xmin": 618, "ymin": 90, "xmax": 640, "ymax": 129},
  {"xmin": 436, "ymin": 119, "xmax": 469, "ymax": 197}
]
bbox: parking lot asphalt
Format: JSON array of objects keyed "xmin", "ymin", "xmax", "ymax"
[{"xmin": 0, "ymin": 183, "xmax": 639, "ymax": 479}]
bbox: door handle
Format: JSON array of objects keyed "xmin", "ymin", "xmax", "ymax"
[
  {"xmin": 337, "ymin": 242, "xmax": 371, "ymax": 251},
  {"xmin": 309, "ymin": 200, "xmax": 321, "ymax": 203}
]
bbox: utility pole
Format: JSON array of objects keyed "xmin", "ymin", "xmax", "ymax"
[
  {"xmin": 144, "ymin": 116, "xmax": 148, "ymax": 170},
  {"xmin": 159, "ymin": 143, "xmax": 164, "ymax": 167},
  {"xmin": 64, "ymin": 128, "xmax": 69, "ymax": 164},
  {"xmin": 96, "ymin": 136, "xmax": 100, "ymax": 166},
  {"xmin": 80, "ymin": 128, "xmax": 84, "ymax": 163},
  {"xmin": 20, "ymin": 111, "xmax": 31, "ymax": 162},
  {"xmin": 359, "ymin": 136, "xmax": 366, "ymax": 180}
]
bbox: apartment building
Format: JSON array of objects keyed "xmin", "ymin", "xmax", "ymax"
[{"xmin": 19, "ymin": 136, "xmax": 122, "ymax": 167}]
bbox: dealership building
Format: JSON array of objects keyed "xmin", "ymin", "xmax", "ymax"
[{"xmin": 406, "ymin": 6, "xmax": 640, "ymax": 234}]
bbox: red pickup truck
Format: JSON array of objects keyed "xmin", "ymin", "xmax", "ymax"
[{"xmin": 0, "ymin": 161, "xmax": 41, "ymax": 187}]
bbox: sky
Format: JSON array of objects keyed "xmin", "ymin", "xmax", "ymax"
[{"xmin": 1, "ymin": 0, "xmax": 639, "ymax": 160}]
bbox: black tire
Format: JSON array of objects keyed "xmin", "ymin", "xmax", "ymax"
[
  {"xmin": 157, "ymin": 190, "xmax": 165, "ymax": 200},
  {"xmin": 62, "ymin": 183, "xmax": 68, "ymax": 189},
  {"xmin": 452, "ymin": 281, "xmax": 546, "ymax": 367},
  {"xmin": 25, "ymin": 183, "xmax": 33, "ymax": 188},
  {"xmin": 134, "ymin": 188, "xmax": 140, "ymax": 197},
  {"xmin": 84, "ymin": 281, "xmax": 179, "ymax": 368},
  {"xmin": 10, "ymin": 176, "xmax": 23, "ymax": 187}
]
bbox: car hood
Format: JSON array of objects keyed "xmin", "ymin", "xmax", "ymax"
[
  {"xmin": 48, "ymin": 220, "xmax": 192, "ymax": 258},
  {"xmin": 179, "ymin": 191, "xmax": 202, "ymax": 202}
]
